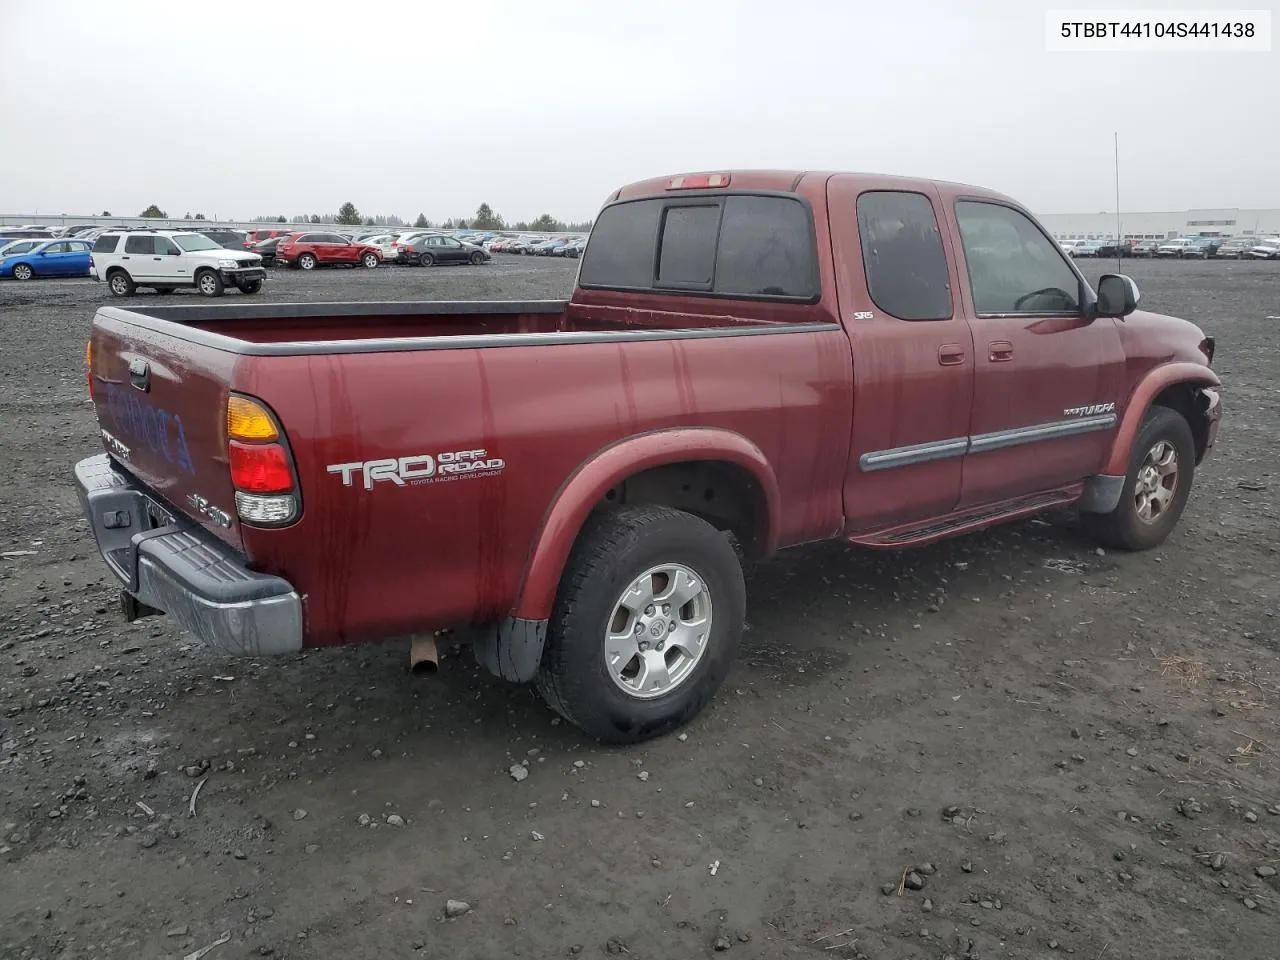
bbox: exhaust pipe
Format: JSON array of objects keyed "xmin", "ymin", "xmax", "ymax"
[{"xmin": 409, "ymin": 634, "xmax": 439, "ymax": 675}]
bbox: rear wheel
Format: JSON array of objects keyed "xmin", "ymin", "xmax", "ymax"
[
  {"xmin": 1082, "ymin": 406, "xmax": 1195, "ymax": 551},
  {"xmin": 107, "ymin": 270, "xmax": 136, "ymax": 297},
  {"xmin": 196, "ymin": 269, "xmax": 225, "ymax": 297},
  {"xmin": 417, "ymin": 252, "xmax": 435, "ymax": 267},
  {"xmin": 298, "ymin": 253, "xmax": 317, "ymax": 270},
  {"xmin": 535, "ymin": 505, "xmax": 745, "ymax": 744},
  {"xmin": 362, "ymin": 252, "xmax": 379, "ymax": 269}
]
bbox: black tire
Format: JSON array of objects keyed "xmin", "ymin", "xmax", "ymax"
[
  {"xmin": 470, "ymin": 251, "xmax": 485, "ymax": 265},
  {"xmin": 196, "ymin": 269, "xmax": 225, "ymax": 298},
  {"xmin": 535, "ymin": 504, "xmax": 745, "ymax": 744},
  {"xmin": 298, "ymin": 253, "xmax": 317, "ymax": 271},
  {"xmin": 417, "ymin": 252, "xmax": 434, "ymax": 267},
  {"xmin": 154, "ymin": 287, "xmax": 175, "ymax": 295},
  {"xmin": 107, "ymin": 270, "xmax": 136, "ymax": 297},
  {"xmin": 1082, "ymin": 406, "xmax": 1195, "ymax": 551},
  {"xmin": 238, "ymin": 279, "xmax": 263, "ymax": 294},
  {"xmin": 362, "ymin": 252, "xmax": 379, "ymax": 269}
]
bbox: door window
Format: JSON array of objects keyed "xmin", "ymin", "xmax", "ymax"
[
  {"xmin": 156, "ymin": 237, "xmax": 180, "ymax": 256},
  {"xmin": 42, "ymin": 242, "xmax": 68, "ymax": 254},
  {"xmin": 443, "ymin": 238, "xmax": 462, "ymax": 248},
  {"xmin": 955, "ymin": 201, "xmax": 1082, "ymax": 315},
  {"xmin": 856, "ymin": 191, "xmax": 952, "ymax": 321},
  {"xmin": 124, "ymin": 235, "xmax": 153, "ymax": 254}
]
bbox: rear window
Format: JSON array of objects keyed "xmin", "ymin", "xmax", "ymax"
[
  {"xmin": 94, "ymin": 235, "xmax": 120, "ymax": 253},
  {"xmin": 580, "ymin": 193, "xmax": 819, "ymax": 300}
]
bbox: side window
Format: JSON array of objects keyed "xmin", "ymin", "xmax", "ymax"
[
  {"xmin": 156, "ymin": 237, "xmax": 180, "ymax": 256},
  {"xmin": 955, "ymin": 201, "xmax": 1082, "ymax": 315},
  {"xmin": 715, "ymin": 195, "xmax": 818, "ymax": 298},
  {"xmin": 124, "ymin": 235, "xmax": 152, "ymax": 254},
  {"xmin": 43, "ymin": 242, "xmax": 67, "ymax": 254},
  {"xmin": 657, "ymin": 205, "xmax": 719, "ymax": 287},
  {"xmin": 443, "ymin": 238, "xmax": 462, "ymax": 248},
  {"xmin": 94, "ymin": 235, "xmax": 120, "ymax": 253},
  {"xmin": 856, "ymin": 191, "xmax": 952, "ymax": 321}
]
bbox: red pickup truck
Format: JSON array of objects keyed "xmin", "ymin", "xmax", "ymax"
[{"xmin": 76, "ymin": 170, "xmax": 1221, "ymax": 743}]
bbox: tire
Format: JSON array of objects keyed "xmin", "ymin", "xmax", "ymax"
[
  {"xmin": 1082, "ymin": 406, "xmax": 1196, "ymax": 551},
  {"xmin": 470, "ymin": 251, "xmax": 485, "ymax": 265},
  {"xmin": 12, "ymin": 263, "xmax": 33, "ymax": 281},
  {"xmin": 238, "ymin": 279, "xmax": 263, "ymax": 294},
  {"xmin": 362, "ymin": 252, "xmax": 379, "ymax": 269},
  {"xmin": 417, "ymin": 253, "xmax": 434, "ymax": 267},
  {"xmin": 155, "ymin": 287, "xmax": 175, "ymax": 295},
  {"xmin": 107, "ymin": 270, "xmax": 136, "ymax": 297},
  {"xmin": 196, "ymin": 269, "xmax": 225, "ymax": 298},
  {"xmin": 534, "ymin": 504, "xmax": 746, "ymax": 744},
  {"xmin": 298, "ymin": 253, "xmax": 317, "ymax": 271}
]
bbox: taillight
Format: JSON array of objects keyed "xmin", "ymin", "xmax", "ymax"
[
  {"xmin": 226, "ymin": 394, "xmax": 299, "ymax": 526},
  {"xmin": 85, "ymin": 341, "xmax": 95, "ymax": 401}
]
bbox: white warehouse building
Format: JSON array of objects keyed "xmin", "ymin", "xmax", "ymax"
[{"xmin": 1037, "ymin": 208, "xmax": 1280, "ymax": 242}]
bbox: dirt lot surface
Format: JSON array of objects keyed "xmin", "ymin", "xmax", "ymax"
[{"xmin": 1, "ymin": 257, "xmax": 1277, "ymax": 960}]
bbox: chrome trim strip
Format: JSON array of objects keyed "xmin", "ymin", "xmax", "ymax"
[
  {"xmin": 859, "ymin": 437, "xmax": 969, "ymax": 472},
  {"xmin": 859, "ymin": 414, "xmax": 1116, "ymax": 473},
  {"xmin": 968, "ymin": 413, "xmax": 1116, "ymax": 454}
]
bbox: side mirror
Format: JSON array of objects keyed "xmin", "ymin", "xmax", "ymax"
[{"xmin": 1096, "ymin": 273, "xmax": 1140, "ymax": 318}]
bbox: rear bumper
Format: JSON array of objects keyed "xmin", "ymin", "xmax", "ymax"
[{"xmin": 74, "ymin": 454, "xmax": 302, "ymax": 656}]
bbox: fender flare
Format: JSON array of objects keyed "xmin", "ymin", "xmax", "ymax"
[
  {"xmin": 1102, "ymin": 362, "xmax": 1221, "ymax": 476},
  {"xmin": 511, "ymin": 428, "xmax": 781, "ymax": 623}
]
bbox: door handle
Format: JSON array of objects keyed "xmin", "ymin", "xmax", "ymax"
[
  {"xmin": 938, "ymin": 343, "xmax": 966, "ymax": 366},
  {"xmin": 988, "ymin": 341, "xmax": 1014, "ymax": 362}
]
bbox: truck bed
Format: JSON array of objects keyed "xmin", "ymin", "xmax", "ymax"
[{"xmin": 101, "ymin": 299, "xmax": 809, "ymax": 353}]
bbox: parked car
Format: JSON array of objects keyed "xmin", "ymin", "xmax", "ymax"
[
  {"xmin": 246, "ymin": 228, "xmax": 291, "ymax": 245},
  {"xmin": 75, "ymin": 168, "xmax": 1221, "ymax": 743},
  {"xmin": 198, "ymin": 229, "xmax": 250, "ymax": 251},
  {"xmin": 358, "ymin": 234, "xmax": 401, "ymax": 263},
  {"xmin": 274, "ymin": 232, "xmax": 382, "ymax": 270},
  {"xmin": 249, "ymin": 235, "xmax": 287, "ymax": 265},
  {"xmin": 1215, "ymin": 238, "xmax": 1253, "ymax": 259},
  {"xmin": 1129, "ymin": 240, "xmax": 1159, "ymax": 257},
  {"xmin": 0, "ymin": 238, "xmax": 93, "ymax": 280},
  {"xmin": 400, "ymin": 234, "xmax": 490, "ymax": 266},
  {"xmin": 1156, "ymin": 238, "xmax": 1198, "ymax": 258},
  {"xmin": 1094, "ymin": 239, "xmax": 1130, "ymax": 258},
  {"xmin": 90, "ymin": 230, "xmax": 266, "ymax": 296},
  {"xmin": 1249, "ymin": 239, "xmax": 1280, "ymax": 260},
  {"xmin": 1064, "ymin": 239, "xmax": 1104, "ymax": 257},
  {"xmin": 558, "ymin": 238, "xmax": 587, "ymax": 259},
  {"xmin": 1185, "ymin": 237, "xmax": 1221, "ymax": 258}
]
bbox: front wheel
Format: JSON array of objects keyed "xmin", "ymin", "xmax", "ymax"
[
  {"xmin": 535, "ymin": 505, "xmax": 745, "ymax": 744},
  {"xmin": 196, "ymin": 269, "xmax": 225, "ymax": 297},
  {"xmin": 12, "ymin": 263, "xmax": 33, "ymax": 281},
  {"xmin": 362, "ymin": 252, "xmax": 379, "ymax": 269},
  {"xmin": 1082, "ymin": 406, "xmax": 1195, "ymax": 551},
  {"xmin": 470, "ymin": 251, "xmax": 485, "ymax": 265}
]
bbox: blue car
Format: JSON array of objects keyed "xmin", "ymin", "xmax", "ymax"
[{"xmin": 0, "ymin": 238, "xmax": 93, "ymax": 280}]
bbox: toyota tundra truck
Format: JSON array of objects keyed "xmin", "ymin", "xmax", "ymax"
[{"xmin": 75, "ymin": 170, "xmax": 1221, "ymax": 743}]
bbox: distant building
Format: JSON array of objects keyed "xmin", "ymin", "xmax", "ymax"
[{"xmin": 1037, "ymin": 208, "xmax": 1280, "ymax": 242}]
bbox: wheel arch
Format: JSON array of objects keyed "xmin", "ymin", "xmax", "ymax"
[
  {"xmin": 1103, "ymin": 362, "xmax": 1220, "ymax": 475},
  {"xmin": 510, "ymin": 428, "xmax": 781, "ymax": 623}
]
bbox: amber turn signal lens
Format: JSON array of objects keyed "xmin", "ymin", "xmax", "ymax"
[{"xmin": 227, "ymin": 395, "xmax": 279, "ymax": 442}]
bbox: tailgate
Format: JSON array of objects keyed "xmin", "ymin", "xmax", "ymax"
[{"xmin": 90, "ymin": 309, "xmax": 244, "ymax": 550}]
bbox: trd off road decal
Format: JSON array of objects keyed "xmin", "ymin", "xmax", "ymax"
[{"xmin": 327, "ymin": 448, "xmax": 505, "ymax": 491}]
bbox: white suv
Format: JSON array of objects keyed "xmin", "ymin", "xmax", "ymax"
[{"xmin": 90, "ymin": 230, "xmax": 267, "ymax": 297}]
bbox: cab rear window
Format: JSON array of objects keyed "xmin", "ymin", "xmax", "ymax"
[{"xmin": 580, "ymin": 193, "xmax": 819, "ymax": 300}]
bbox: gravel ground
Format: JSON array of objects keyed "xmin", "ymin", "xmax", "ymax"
[{"xmin": 1, "ymin": 256, "xmax": 1278, "ymax": 960}]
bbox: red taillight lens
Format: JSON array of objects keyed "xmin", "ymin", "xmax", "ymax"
[{"xmin": 228, "ymin": 440, "xmax": 294, "ymax": 493}]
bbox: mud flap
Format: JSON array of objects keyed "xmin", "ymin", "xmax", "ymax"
[
  {"xmin": 1079, "ymin": 474, "xmax": 1125, "ymax": 514},
  {"xmin": 474, "ymin": 617, "xmax": 548, "ymax": 683}
]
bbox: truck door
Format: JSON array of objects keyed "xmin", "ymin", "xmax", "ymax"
[
  {"xmin": 826, "ymin": 176, "xmax": 975, "ymax": 531},
  {"xmin": 942, "ymin": 197, "xmax": 1126, "ymax": 507}
]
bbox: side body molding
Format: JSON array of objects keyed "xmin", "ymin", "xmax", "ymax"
[{"xmin": 511, "ymin": 428, "xmax": 782, "ymax": 623}]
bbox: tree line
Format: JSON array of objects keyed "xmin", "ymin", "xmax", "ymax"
[{"xmin": 137, "ymin": 201, "xmax": 592, "ymax": 232}]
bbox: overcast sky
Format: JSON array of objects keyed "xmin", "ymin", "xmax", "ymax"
[{"xmin": 2, "ymin": 1, "xmax": 1276, "ymax": 223}]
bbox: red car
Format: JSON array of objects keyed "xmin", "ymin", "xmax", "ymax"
[
  {"xmin": 77, "ymin": 169, "xmax": 1221, "ymax": 743},
  {"xmin": 274, "ymin": 231, "xmax": 382, "ymax": 270}
]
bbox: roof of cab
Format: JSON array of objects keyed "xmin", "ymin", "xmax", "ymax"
[{"xmin": 609, "ymin": 170, "xmax": 1021, "ymax": 207}]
